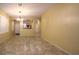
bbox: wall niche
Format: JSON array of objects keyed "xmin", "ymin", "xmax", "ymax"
[{"xmin": 23, "ymin": 20, "xmax": 32, "ymax": 29}]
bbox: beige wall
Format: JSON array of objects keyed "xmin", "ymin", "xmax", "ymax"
[
  {"xmin": 0, "ymin": 10, "xmax": 13, "ymax": 43},
  {"xmin": 41, "ymin": 4, "xmax": 79, "ymax": 54}
]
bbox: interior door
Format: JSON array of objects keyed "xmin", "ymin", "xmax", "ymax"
[{"xmin": 14, "ymin": 21, "xmax": 20, "ymax": 35}]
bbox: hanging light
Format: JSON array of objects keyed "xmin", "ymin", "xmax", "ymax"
[
  {"xmin": 16, "ymin": 17, "xmax": 20, "ymax": 21},
  {"xmin": 16, "ymin": 3, "xmax": 24, "ymax": 21},
  {"xmin": 16, "ymin": 16, "xmax": 23, "ymax": 21}
]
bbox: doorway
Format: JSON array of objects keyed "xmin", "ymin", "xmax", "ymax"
[{"xmin": 14, "ymin": 21, "xmax": 20, "ymax": 35}]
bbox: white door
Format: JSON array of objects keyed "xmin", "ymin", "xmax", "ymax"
[{"xmin": 14, "ymin": 21, "xmax": 20, "ymax": 35}]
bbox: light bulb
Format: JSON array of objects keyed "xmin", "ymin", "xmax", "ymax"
[{"xmin": 16, "ymin": 18, "xmax": 20, "ymax": 21}]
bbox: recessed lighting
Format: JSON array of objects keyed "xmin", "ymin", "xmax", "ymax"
[
  {"xmin": 18, "ymin": 3, "xmax": 22, "ymax": 6},
  {"xmin": 19, "ymin": 11, "xmax": 21, "ymax": 13}
]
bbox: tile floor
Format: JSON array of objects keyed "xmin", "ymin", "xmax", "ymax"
[{"xmin": 0, "ymin": 36, "xmax": 68, "ymax": 55}]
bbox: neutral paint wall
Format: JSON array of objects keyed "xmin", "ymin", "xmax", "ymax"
[
  {"xmin": 41, "ymin": 4, "xmax": 79, "ymax": 54},
  {"xmin": 0, "ymin": 10, "xmax": 13, "ymax": 43}
]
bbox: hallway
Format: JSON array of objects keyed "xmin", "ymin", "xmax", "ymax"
[
  {"xmin": 0, "ymin": 3, "xmax": 79, "ymax": 55},
  {"xmin": 0, "ymin": 36, "xmax": 67, "ymax": 55}
]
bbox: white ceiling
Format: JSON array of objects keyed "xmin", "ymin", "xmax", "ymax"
[{"xmin": 0, "ymin": 3, "xmax": 53, "ymax": 17}]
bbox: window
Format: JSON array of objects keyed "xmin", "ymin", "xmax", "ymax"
[{"xmin": 0, "ymin": 15, "xmax": 9, "ymax": 33}]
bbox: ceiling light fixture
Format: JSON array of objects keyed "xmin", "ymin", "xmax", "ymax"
[
  {"xmin": 17, "ymin": 3, "xmax": 23, "ymax": 21},
  {"xmin": 16, "ymin": 17, "xmax": 20, "ymax": 21},
  {"xmin": 19, "ymin": 10, "xmax": 21, "ymax": 13},
  {"xmin": 16, "ymin": 16, "xmax": 23, "ymax": 21},
  {"xmin": 18, "ymin": 3, "xmax": 22, "ymax": 6}
]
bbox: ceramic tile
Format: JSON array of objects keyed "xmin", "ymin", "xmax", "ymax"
[{"xmin": 0, "ymin": 36, "xmax": 68, "ymax": 55}]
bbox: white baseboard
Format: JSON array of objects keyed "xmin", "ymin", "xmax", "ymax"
[
  {"xmin": 42, "ymin": 38, "xmax": 72, "ymax": 55},
  {"xmin": 50, "ymin": 43, "xmax": 72, "ymax": 55}
]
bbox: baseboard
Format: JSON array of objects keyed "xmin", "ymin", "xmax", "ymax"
[
  {"xmin": 42, "ymin": 37, "xmax": 72, "ymax": 55},
  {"xmin": 52, "ymin": 43, "xmax": 72, "ymax": 55}
]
